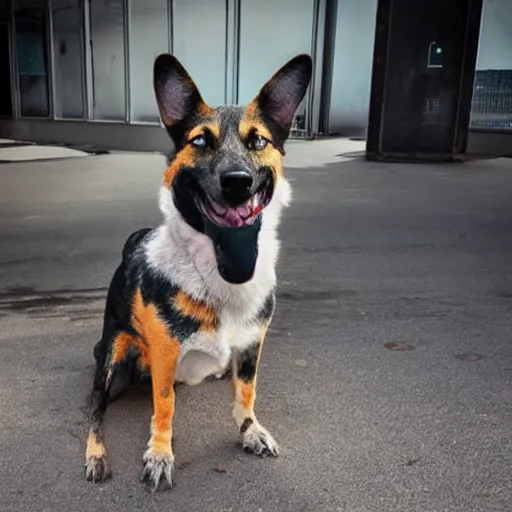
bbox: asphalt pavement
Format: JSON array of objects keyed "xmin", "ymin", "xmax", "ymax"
[{"xmin": 0, "ymin": 141, "xmax": 511, "ymax": 512}]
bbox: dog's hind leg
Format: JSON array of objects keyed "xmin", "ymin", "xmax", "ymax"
[
  {"xmin": 84, "ymin": 353, "xmax": 111, "ymax": 482},
  {"xmin": 85, "ymin": 330, "xmax": 138, "ymax": 482},
  {"xmin": 231, "ymin": 323, "xmax": 279, "ymax": 457}
]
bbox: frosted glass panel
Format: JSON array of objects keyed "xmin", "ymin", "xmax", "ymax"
[
  {"xmin": 173, "ymin": 0, "xmax": 226, "ymax": 107},
  {"xmin": 129, "ymin": 0, "xmax": 168, "ymax": 122},
  {"xmin": 329, "ymin": 0, "xmax": 378, "ymax": 133},
  {"xmin": 238, "ymin": 0, "xmax": 314, "ymax": 106},
  {"xmin": 90, "ymin": 0, "xmax": 125, "ymax": 120},
  {"xmin": 52, "ymin": 0, "xmax": 85, "ymax": 119}
]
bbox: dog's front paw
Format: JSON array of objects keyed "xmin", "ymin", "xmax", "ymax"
[
  {"xmin": 85, "ymin": 455, "xmax": 112, "ymax": 483},
  {"xmin": 241, "ymin": 421, "xmax": 279, "ymax": 457},
  {"xmin": 141, "ymin": 450, "xmax": 174, "ymax": 492}
]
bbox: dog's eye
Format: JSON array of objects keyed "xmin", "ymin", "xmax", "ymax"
[
  {"xmin": 190, "ymin": 134, "xmax": 207, "ymax": 148},
  {"xmin": 249, "ymin": 135, "xmax": 268, "ymax": 151}
]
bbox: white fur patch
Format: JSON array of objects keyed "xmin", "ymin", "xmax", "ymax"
[
  {"xmin": 174, "ymin": 330, "xmax": 230, "ymax": 385},
  {"xmin": 241, "ymin": 421, "xmax": 280, "ymax": 456},
  {"xmin": 174, "ymin": 321, "xmax": 261, "ymax": 385}
]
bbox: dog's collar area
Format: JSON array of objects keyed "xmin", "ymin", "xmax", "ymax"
[{"xmin": 204, "ymin": 215, "xmax": 262, "ymax": 284}]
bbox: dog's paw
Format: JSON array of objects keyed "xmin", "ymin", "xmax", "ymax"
[
  {"xmin": 242, "ymin": 422, "xmax": 280, "ymax": 457},
  {"xmin": 141, "ymin": 450, "xmax": 174, "ymax": 492},
  {"xmin": 85, "ymin": 455, "xmax": 112, "ymax": 483}
]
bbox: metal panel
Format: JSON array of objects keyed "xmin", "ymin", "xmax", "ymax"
[
  {"xmin": 225, "ymin": 0, "xmax": 239, "ymax": 105},
  {"xmin": 123, "ymin": 0, "xmax": 130, "ymax": 122},
  {"xmin": 46, "ymin": 0, "xmax": 55, "ymax": 118},
  {"xmin": 366, "ymin": 0, "xmax": 483, "ymax": 161},
  {"xmin": 317, "ymin": 0, "xmax": 338, "ymax": 133},
  {"xmin": 9, "ymin": 0, "xmax": 21, "ymax": 118},
  {"xmin": 172, "ymin": 0, "xmax": 227, "ymax": 107},
  {"xmin": 83, "ymin": 0, "xmax": 93, "ymax": 120},
  {"xmin": 309, "ymin": 0, "xmax": 327, "ymax": 135}
]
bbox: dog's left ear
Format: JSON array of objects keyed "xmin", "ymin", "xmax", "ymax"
[
  {"xmin": 153, "ymin": 53, "xmax": 210, "ymax": 142},
  {"xmin": 254, "ymin": 54, "xmax": 313, "ymax": 141}
]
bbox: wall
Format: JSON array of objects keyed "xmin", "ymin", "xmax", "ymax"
[
  {"xmin": 476, "ymin": 0, "xmax": 512, "ymax": 70},
  {"xmin": 0, "ymin": 118, "xmax": 172, "ymax": 152},
  {"xmin": 328, "ymin": 0, "xmax": 378, "ymax": 136}
]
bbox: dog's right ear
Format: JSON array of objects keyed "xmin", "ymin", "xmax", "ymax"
[{"xmin": 153, "ymin": 53, "xmax": 211, "ymax": 142}]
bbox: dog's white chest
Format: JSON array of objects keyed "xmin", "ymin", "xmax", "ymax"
[
  {"xmin": 174, "ymin": 315, "xmax": 261, "ymax": 386},
  {"xmin": 145, "ymin": 177, "xmax": 291, "ymax": 387}
]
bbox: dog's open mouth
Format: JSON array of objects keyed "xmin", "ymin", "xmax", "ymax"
[
  {"xmin": 200, "ymin": 194, "xmax": 262, "ymax": 228},
  {"xmin": 195, "ymin": 177, "xmax": 274, "ymax": 228}
]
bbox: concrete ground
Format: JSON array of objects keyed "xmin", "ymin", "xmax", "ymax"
[{"xmin": 0, "ymin": 138, "xmax": 511, "ymax": 512}]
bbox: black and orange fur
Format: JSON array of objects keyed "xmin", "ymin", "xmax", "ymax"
[{"xmin": 84, "ymin": 53, "xmax": 312, "ymax": 492}]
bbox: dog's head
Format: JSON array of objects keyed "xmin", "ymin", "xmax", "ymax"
[{"xmin": 154, "ymin": 53, "xmax": 312, "ymax": 284}]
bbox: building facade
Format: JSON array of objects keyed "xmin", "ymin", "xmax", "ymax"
[{"xmin": 0, "ymin": 0, "xmax": 510, "ymax": 153}]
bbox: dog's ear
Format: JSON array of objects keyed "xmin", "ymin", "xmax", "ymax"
[
  {"xmin": 154, "ymin": 53, "xmax": 210, "ymax": 140},
  {"xmin": 254, "ymin": 54, "xmax": 313, "ymax": 139}
]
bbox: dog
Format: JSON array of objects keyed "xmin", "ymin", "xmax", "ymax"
[{"xmin": 84, "ymin": 52, "xmax": 312, "ymax": 492}]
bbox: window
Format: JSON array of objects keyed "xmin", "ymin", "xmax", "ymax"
[
  {"xmin": 238, "ymin": 0, "xmax": 314, "ymax": 131},
  {"xmin": 172, "ymin": 0, "xmax": 227, "ymax": 107},
  {"xmin": 52, "ymin": 0, "xmax": 85, "ymax": 119},
  {"xmin": 470, "ymin": 0, "xmax": 512, "ymax": 129},
  {"xmin": 14, "ymin": 0, "xmax": 50, "ymax": 117},
  {"xmin": 129, "ymin": 0, "xmax": 168, "ymax": 122},
  {"xmin": 89, "ymin": 0, "xmax": 126, "ymax": 120}
]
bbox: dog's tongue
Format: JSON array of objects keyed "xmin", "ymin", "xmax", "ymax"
[
  {"xmin": 223, "ymin": 203, "xmax": 252, "ymax": 227},
  {"xmin": 208, "ymin": 199, "xmax": 259, "ymax": 228}
]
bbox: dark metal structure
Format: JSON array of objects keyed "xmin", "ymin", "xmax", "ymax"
[{"xmin": 366, "ymin": 0, "xmax": 484, "ymax": 162}]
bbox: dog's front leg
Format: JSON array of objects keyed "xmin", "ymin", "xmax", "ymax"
[
  {"xmin": 232, "ymin": 323, "xmax": 279, "ymax": 457},
  {"xmin": 141, "ymin": 336, "xmax": 180, "ymax": 492}
]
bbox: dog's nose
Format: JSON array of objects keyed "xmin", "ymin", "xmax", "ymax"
[{"xmin": 220, "ymin": 170, "xmax": 253, "ymax": 203}]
